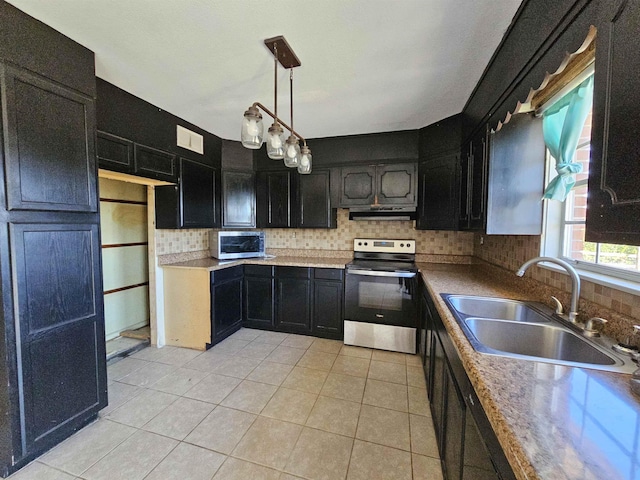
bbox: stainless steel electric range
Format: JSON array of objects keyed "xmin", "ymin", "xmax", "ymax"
[{"xmin": 344, "ymin": 238, "xmax": 418, "ymax": 354}]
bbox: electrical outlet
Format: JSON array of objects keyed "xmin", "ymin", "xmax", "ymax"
[
  {"xmin": 479, "ymin": 236, "xmax": 484, "ymax": 245},
  {"xmin": 292, "ymin": 232, "xmax": 296, "ymax": 238}
]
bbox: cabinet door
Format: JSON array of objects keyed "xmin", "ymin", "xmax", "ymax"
[
  {"xmin": 181, "ymin": 159, "xmax": 216, "ymax": 228},
  {"xmin": 276, "ymin": 268, "xmax": 312, "ymax": 334},
  {"xmin": 155, "ymin": 159, "xmax": 217, "ymax": 229},
  {"xmin": 417, "ymin": 153, "xmax": 459, "ymax": 230},
  {"xmin": 443, "ymin": 362, "xmax": 465, "ymax": 480},
  {"xmin": 377, "ymin": 163, "xmax": 417, "ymax": 205},
  {"xmin": 299, "ymin": 170, "xmax": 336, "ymax": 228},
  {"xmin": 97, "ymin": 131, "xmax": 133, "ymax": 173},
  {"xmin": 211, "ymin": 267, "xmax": 243, "ymax": 344},
  {"xmin": 486, "ymin": 114, "xmax": 544, "ymax": 235},
  {"xmin": 586, "ymin": 0, "xmax": 640, "ymax": 245},
  {"xmin": 256, "ymin": 171, "xmax": 292, "ymax": 228},
  {"xmin": 223, "ymin": 171, "xmax": 256, "ymax": 228},
  {"xmin": 134, "ymin": 144, "xmax": 177, "ymax": 182},
  {"xmin": 431, "ymin": 332, "xmax": 446, "ymax": 446},
  {"xmin": 339, "ymin": 166, "xmax": 376, "ymax": 206},
  {"xmin": 463, "ymin": 403, "xmax": 501, "ymax": 480},
  {"xmin": 312, "ymin": 279, "xmax": 343, "ymax": 339},
  {"xmin": 0, "ymin": 64, "xmax": 98, "ymax": 212},
  {"xmin": 244, "ymin": 275, "xmax": 274, "ymax": 330},
  {"xmin": 469, "ymin": 132, "xmax": 488, "ymax": 231},
  {"xmin": 11, "ymin": 223, "xmax": 106, "ymax": 454},
  {"xmin": 458, "ymin": 144, "xmax": 471, "ymax": 230}
]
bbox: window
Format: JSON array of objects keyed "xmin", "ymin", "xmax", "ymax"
[{"xmin": 543, "ymin": 89, "xmax": 640, "ymax": 282}]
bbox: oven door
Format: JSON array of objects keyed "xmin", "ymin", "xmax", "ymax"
[{"xmin": 345, "ymin": 269, "xmax": 417, "ymax": 327}]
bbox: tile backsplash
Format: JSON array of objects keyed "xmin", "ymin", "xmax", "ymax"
[
  {"xmin": 155, "ymin": 209, "xmax": 474, "ymax": 258},
  {"xmin": 475, "ymin": 233, "xmax": 640, "ymax": 340}
]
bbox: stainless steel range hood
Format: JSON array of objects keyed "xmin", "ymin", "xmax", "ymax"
[{"xmin": 348, "ymin": 206, "xmax": 417, "ymax": 221}]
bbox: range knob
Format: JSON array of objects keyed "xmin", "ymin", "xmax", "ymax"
[
  {"xmin": 364, "ymin": 242, "xmax": 368, "ymax": 246},
  {"xmin": 358, "ymin": 242, "xmax": 362, "ymax": 246},
  {"xmin": 407, "ymin": 243, "xmax": 411, "ymax": 248},
  {"xmin": 400, "ymin": 243, "xmax": 405, "ymax": 247}
]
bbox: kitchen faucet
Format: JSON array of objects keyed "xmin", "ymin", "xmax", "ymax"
[{"xmin": 516, "ymin": 256, "xmax": 581, "ymax": 323}]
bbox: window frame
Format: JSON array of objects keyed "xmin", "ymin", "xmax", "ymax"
[{"xmin": 540, "ymin": 96, "xmax": 640, "ymax": 288}]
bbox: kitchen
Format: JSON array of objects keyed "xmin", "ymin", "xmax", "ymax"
[{"xmin": 0, "ymin": 0, "xmax": 639, "ymax": 479}]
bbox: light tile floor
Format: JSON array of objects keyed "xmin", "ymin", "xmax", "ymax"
[{"xmin": 9, "ymin": 329, "xmax": 443, "ymax": 480}]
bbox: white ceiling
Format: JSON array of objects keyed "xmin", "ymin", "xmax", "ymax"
[{"xmin": 7, "ymin": 0, "xmax": 522, "ymax": 141}]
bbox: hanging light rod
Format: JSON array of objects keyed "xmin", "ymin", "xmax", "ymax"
[
  {"xmin": 241, "ymin": 35, "xmax": 311, "ymax": 174},
  {"xmin": 247, "ymin": 101, "xmax": 305, "ymax": 144}
]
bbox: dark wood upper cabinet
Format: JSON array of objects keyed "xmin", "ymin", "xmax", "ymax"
[
  {"xmin": 459, "ymin": 130, "xmax": 488, "ymax": 231},
  {"xmin": 417, "ymin": 153, "xmax": 459, "ymax": 231},
  {"xmin": 458, "ymin": 145, "xmax": 471, "ymax": 230},
  {"xmin": 256, "ymin": 170, "xmax": 293, "ymax": 228},
  {"xmin": 340, "ymin": 166, "xmax": 376, "ymax": 206},
  {"xmin": 134, "ymin": 144, "xmax": 177, "ymax": 183},
  {"xmin": 586, "ymin": 0, "xmax": 640, "ymax": 245},
  {"xmin": 298, "ymin": 170, "xmax": 337, "ymax": 228},
  {"xmin": 0, "ymin": 64, "xmax": 97, "ymax": 213},
  {"xmin": 222, "ymin": 170, "xmax": 256, "ymax": 228},
  {"xmin": 417, "ymin": 115, "xmax": 462, "ymax": 231},
  {"xmin": 377, "ymin": 163, "xmax": 417, "ymax": 205},
  {"xmin": 155, "ymin": 158, "xmax": 219, "ymax": 229},
  {"xmin": 339, "ymin": 163, "xmax": 417, "ymax": 207},
  {"xmin": 96, "ymin": 131, "xmax": 134, "ymax": 174}
]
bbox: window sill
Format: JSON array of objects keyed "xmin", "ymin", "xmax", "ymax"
[{"xmin": 538, "ymin": 262, "xmax": 640, "ymax": 296}]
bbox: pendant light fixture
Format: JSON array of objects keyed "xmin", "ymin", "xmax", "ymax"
[
  {"xmin": 241, "ymin": 36, "xmax": 311, "ymax": 174},
  {"xmin": 283, "ymin": 69, "xmax": 300, "ymax": 167}
]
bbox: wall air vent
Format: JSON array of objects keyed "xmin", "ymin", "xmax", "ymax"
[{"xmin": 177, "ymin": 125, "xmax": 204, "ymax": 154}]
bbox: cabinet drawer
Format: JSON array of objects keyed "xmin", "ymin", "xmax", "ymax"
[
  {"xmin": 314, "ymin": 268, "xmax": 344, "ymax": 281},
  {"xmin": 211, "ymin": 265, "xmax": 243, "ymax": 284},
  {"xmin": 276, "ymin": 266, "xmax": 311, "ymax": 279},
  {"xmin": 245, "ymin": 265, "xmax": 274, "ymax": 277}
]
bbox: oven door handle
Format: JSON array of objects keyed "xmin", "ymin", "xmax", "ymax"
[{"xmin": 347, "ymin": 269, "xmax": 417, "ymax": 278}]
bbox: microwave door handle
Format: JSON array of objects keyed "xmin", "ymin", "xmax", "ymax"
[{"xmin": 347, "ymin": 269, "xmax": 416, "ymax": 278}]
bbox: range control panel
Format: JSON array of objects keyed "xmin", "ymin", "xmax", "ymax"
[{"xmin": 353, "ymin": 238, "xmax": 416, "ymax": 254}]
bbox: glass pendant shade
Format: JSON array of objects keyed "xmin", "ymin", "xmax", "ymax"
[
  {"xmin": 283, "ymin": 135, "xmax": 301, "ymax": 167},
  {"xmin": 298, "ymin": 145, "xmax": 312, "ymax": 174},
  {"xmin": 266, "ymin": 122, "xmax": 285, "ymax": 159},
  {"xmin": 241, "ymin": 106, "xmax": 263, "ymax": 149}
]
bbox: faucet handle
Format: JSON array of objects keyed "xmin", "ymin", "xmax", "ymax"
[
  {"xmin": 550, "ymin": 296, "xmax": 564, "ymax": 315},
  {"xmin": 583, "ymin": 317, "xmax": 607, "ymax": 337}
]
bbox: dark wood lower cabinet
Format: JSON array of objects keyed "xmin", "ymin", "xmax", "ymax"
[
  {"xmin": 210, "ymin": 266, "xmax": 243, "ymax": 345},
  {"xmin": 421, "ymin": 287, "xmax": 515, "ymax": 480},
  {"xmin": 312, "ymin": 269, "xmax": 344, "ymax": 340},
  {"xmin": 275, "ymin": 267, "xmax": 312, "ymax": 335},
  {"xmin": 241, "ymin": 265, "xmax": 343, "ymax": 339},
  {"xmin": 243, "ymin": 265, "xmax": 275, "ymax": 330}
]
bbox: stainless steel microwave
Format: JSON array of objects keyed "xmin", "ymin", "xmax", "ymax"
[{"xmin": 210, "ymin": 231, "xmax": 266, "ymax": 260}]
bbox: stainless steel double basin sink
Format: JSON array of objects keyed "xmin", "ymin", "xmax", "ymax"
[{"xmin": 441, "ymin": 294, "xmax": 636, "ymax": 373}]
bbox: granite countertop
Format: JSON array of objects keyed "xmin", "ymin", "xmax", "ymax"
[
  {"xmin": 161, "ymin": 256, "xmax": 350, "ymax": 271},
  {"xmin": 418, "ymin": 263, "xmax": 639, "ymax": 480}
]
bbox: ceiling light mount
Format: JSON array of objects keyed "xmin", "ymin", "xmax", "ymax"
[{"xmin": 241, "ymin": 35, "xmax": 311, "ymax": 174}]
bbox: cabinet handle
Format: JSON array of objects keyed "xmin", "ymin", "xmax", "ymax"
[
  {"xmin": 468, "ymin": 394, "xmax": 475, "ymax": 406},
  {"xmin": 376, "ymin": 314, "xmax": 384, "ymax": 318}
]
